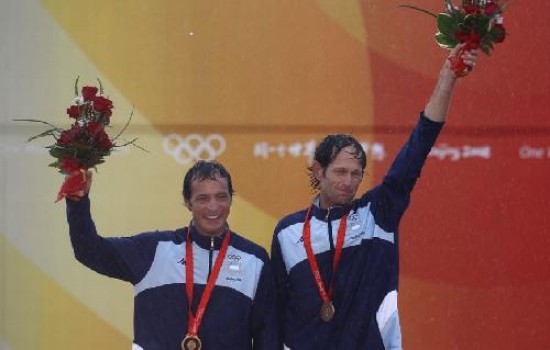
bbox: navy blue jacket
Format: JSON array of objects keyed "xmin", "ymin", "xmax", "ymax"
[
  {"xmin": 271, "ymin": 113, "xmax": 443, "ymax": 349},
  {"xmin": 66, "ymin": 198, "xmax": 279, "ymax": 350}
]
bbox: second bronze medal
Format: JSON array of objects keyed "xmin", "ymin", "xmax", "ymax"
[
  {"xmin": 302, "ymin": 207, "xmax": 349, "ymax": 323},
  {"xmin": 181, "ymin": 335, "xmax": 202, "ymax": 350},
  {"xmin": 320, "ymin": 301, "xmax": 335, "ymax": 322}
]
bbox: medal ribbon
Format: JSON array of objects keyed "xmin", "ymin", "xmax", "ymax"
[
  {"xmin": 185, "ymin": 227, "xmax": 231, "ymax": 336},
  {"xmin": 303, "ymin": 205, "xmax": 348, "ymax": 303}
]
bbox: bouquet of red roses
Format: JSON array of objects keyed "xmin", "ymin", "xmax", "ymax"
[
  {"xmin": 401, "ymin": 0, "xmax": 508, "ymax": 76},
  {"xmin": 16, "ymin": 78, "xmax": 141, "ymax": 202}
]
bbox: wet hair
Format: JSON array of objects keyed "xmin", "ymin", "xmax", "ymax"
[
  {"xmin": 308, "ymin": 134, "xmax": 367, "ymax": 191},
  {"xmin": 182, "ymin": 160, "xmax": 235, "ymax": 202}
]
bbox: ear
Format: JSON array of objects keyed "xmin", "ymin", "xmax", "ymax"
[
  {"xmin": 184, "ymin": 199, "xmax": 192, "ymax": 211},
  {"xmin": 312, "ymin": 161, "xmax": 324, "ymax": 181}
]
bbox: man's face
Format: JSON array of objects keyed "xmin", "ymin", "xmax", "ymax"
[
  {"xmin": 185, "ymin": 177, "xmax": 232, "ymax": 236},
  {"xmin": 314, "ymin": 146, "xmax": 363, "ymax": 209}
]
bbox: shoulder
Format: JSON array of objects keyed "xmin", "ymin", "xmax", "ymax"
[
  {"xmin": 127, "ymin": 228, "xmax": 185, "ymax": 245},
  {"xmin": 229, "ymin": 231, "xmax": 270, "ymax": 262},
  {"xmin": 356, "ymin": 186, "xmax": 378, "ymax": 207},
  {"xmin": 274, "ymin": 208, "xmax": 308, "ymax": 236}
]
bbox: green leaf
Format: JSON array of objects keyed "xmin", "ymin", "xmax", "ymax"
[
  {"xmin": 27, "ymin": 128, "xmax": 58, "ymax": 142},
  {"xmin": 484, "ymin": 40, "xmax": 495, "ymax": 50},
  {"xmin": 48, "ymin": 160, "xmax": 61, "ymax": 168},
  {"xmin": 131, "ymin": 142, "xmax": 149, "ymax": 153},
  {"xmin": 12, "ymin": 118, "xmax": 59, "ymax": 128},
  {"xmin": 437, "ymin": 13, "xmax": 458, "ymax": 37},
  {"xmin": 435, "ymin": 32, "xmax": 458, "ymax": 49},
  {"xmin": 74, "ymin": 76, "xmax": 80, "ymax": 96},
  {"xmin": 114, "ymin": 138, "xmax": 149, "ymax": 153},
  {"xmin": 489, "ymin": 24, "xmax": 506, "ymax": 43},
  {"xmin": 463, "ymin": 14, "xmax": 475, "ymax": 30},
  {"xmin": 474, "ymin": 15, "xmax": 491, "ymax": 38},
  {"xmin": 398, "ymin": 4, "xmax": 437, "ymax": 18},
  {"xmin": 449, "ymin": 8, "xmax": 464, "ymax": 21},
  {"xmin": 480, "ymin": 44, "xmax": 492, "ymax": 56},
  {"xmin": 500, "ymin": 1, "xmax": 511, "ymax": 13},
  {"xmin": 97, "ymin": 78, "xmax": 104, "ymax": 95},
  {"xmin": 111, "ymin": 107, "xmax": 134, "ymax": 141}
]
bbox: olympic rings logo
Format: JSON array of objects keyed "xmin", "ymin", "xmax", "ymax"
[{"xmin": 163, "ymin": 133, "xmax": 226, "ymax": 164}]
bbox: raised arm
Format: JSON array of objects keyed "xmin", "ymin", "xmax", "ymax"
[
  {"xmin": 65, "ymin": 172, "xmax": 157, "ymax": 284},
  {"xmin": 424, "ymin": 45, "xmax": 478, "ymax": 122},
  {"xmin": 363, "ymin": 47, "xmax": 478, "ymax": 229}
]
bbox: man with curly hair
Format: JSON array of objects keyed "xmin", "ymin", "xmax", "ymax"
[{"xmin": 271, "ymin": 47, "xmax": 478, "ymax": 349}]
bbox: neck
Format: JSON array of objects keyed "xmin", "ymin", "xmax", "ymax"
[
  {"xmin": 317, "ymin": 194, "xmax": 352, "ymax": 210},
  {"xmin": 318, "ymin": 194, "xmax": 333, "ymax": 210},
  {"xmin": 191, "ymin": 221, "xmax": 227, "ymax": 237}
]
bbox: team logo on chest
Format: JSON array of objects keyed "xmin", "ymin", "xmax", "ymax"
[
  {"xmin": 347, "ymin": 213, "xmax": 364, "ymax": 239},
  {"xmin": 348, "ymin": 213, "xmax": 359, "ymax": 225},
  {"xmin": 225, "ymin": 254, "xmax": 243, "ymax": 281}
]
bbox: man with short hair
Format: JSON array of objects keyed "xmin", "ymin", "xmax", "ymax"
[
  {"xmin": 66, "ymin": 160, "xmax": 279, "ymax": 350},
  {"xmin": 271, "ymin": 49, "xmax": 478, "ymax": 349}
]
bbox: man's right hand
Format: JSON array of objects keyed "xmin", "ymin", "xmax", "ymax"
[{"xmin": 66, "ymin": 170, "xmax": 93, "ymax": 201}]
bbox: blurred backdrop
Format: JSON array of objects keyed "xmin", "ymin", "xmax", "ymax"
[{"xmin": 1, "ymin": 0, "xmax": 549, "ymax": 349}]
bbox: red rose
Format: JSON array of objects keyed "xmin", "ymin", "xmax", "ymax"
[
  {"xmin": 70, "ymin": 123, "xmax": 83, "ymax": 136},
  {"xmin": 86, "ymin": 122, "xmax": 112, "ymax": 151},
  {"xmin": 57, "ymin": 129, "xmax": 72, "ymax": 145},
  {"xmin": 60, "ymin": 157, "xmax": 81, "ymax": 173},
  {"xmin": 98, "ymin": 135, "xmax": 113, "ymax": 151},
  {"xmin": 81, "ymin": 86, "xmax": 98, "ymax": 101},
  {"xmin": 469, "ymin": 30, "xmax": 481, "ymax": 46},
  {"xmin": 455, "ymin": 30, "xmax": 469, "ymax": 43},
  {"xmin": 454, "ymin": 30, "xmax": 481, "ymax": 47},
  {"xmin": 484, "ymin": 2, "xmax": 498, "ymax": 15},
  {"xmin": 58, "ymin": 124, "xmax": 84, "ymax": 145},
  {"xmin": 463, "ymin": 4, "xmax": 479, "ymax": 14},
  {"xmin": 92, "ymin": 96, "xmax": 113, "ymax": 113},
  {"xmin": 87, "ymin": 121, "xmax": 104, "ymax": 137},
  {"xmin": 66, "ymin": 105, "xmax": 80, "ymax": 119}
]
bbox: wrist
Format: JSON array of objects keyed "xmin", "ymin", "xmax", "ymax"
[{"xmin": 438, "ymin": 65, "xmax": 456, "ymax": 93}]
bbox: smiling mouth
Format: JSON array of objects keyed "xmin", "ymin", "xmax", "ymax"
[{"xmin": 339, "ymin": 190, "xmax": 354, "ymax": 196}]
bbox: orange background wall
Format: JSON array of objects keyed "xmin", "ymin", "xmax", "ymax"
[{"xmin": 1, "ymin": 0, "xmax": 548, "ymax": 349}]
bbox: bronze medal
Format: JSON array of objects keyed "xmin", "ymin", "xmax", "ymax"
[
  {"xmin": 320, "ymin": 301, "xmax": 335, "ymax": 322},
  {"xmin": 183, "ymin": 228, "xmax": 231, "ymax": 350},
  {"xmin": 303, "ymin": 206, "xmax": 348, "ymax": 323},
  {"xmin": 181, "ymin": 335, "xmax": 202, "ymax": 350}
]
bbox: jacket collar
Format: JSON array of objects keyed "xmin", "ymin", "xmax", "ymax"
[
  {"xmin": 310, "ymin": 194, "xmax": 357, "ymax": 221},
  {"xmin": 185, "ymin": 223, "xmax": 229, "ymax": 250}
]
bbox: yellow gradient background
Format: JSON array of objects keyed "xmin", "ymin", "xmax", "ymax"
[{"xmin": 2, "ymin": 0, "xmax": 549, "ymax": 349}]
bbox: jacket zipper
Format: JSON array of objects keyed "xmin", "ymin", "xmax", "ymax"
[
  {"xmin": 326, "ymin": 207, "xmax": 335, "ymax": 287},
  {"xmin": 326, "ymin": 207, "xmax": 335, "ymax": 251},
  {"xmin": 208, "ymin": 237, "xmax": 214, "ymax": 280}
]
